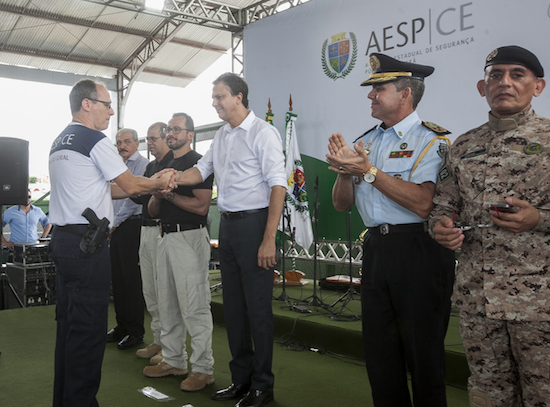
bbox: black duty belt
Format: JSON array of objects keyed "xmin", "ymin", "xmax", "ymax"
[
  {"xmin": 142, "ymin": 219, "xmax": 160, "ymax": 227},
  {"xmin": 123, "ymin": 215, "xmax": 142, "ymax": 223},
  {"xmin": 55, "ymin": 224, "xmax": 88, "ymax": 236},
  {"xmin": 220, "ymin": 207, "xmax": 268, "ymax": 220},
  {"xmin": 368, "ymin": 222, "xmax": 428, "ymax": 236},
  {"xmin": 160, "ymin": 223, "xmax": 203, "ymax": 237}
]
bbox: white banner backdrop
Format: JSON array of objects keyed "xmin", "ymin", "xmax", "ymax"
[{"xmin": 243, "ymin": 0, "xmax": 550, "ymax": 161}]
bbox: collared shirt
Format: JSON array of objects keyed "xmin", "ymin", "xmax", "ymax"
[
  {"xmin": 354, "ymin": 111, "xmax": 447, "ymax": 226},
  {"xmin": 49, "ymin": 122, "xmax": 127, "ymax": 226},
  {"xmin": 113, "ymin": 150, "xmax": 149, "ymax": 227},
  {"xmin": 196, "ymin": 110, "xmax": 286, "ymax": 212},
  {"xmin": 131, "ymin": 150, "xmax": 174, "ymax": 220},
  {"xmin": 430, "ymin": 108, "xmax": 550, "ymax": 321},
  {"xmin": 2, "ymin": 204, "xmax": 50, "ymax": 243}
]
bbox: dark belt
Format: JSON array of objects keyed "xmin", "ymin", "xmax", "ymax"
[
  {"xmin": 160, "ymin": 222, "xmax": 203, "ymax": 237},
  {"xmin": 368, "ymin": 222, "xmax": 428, "ymax": 236},
  {"xmin": 220, "ymin": 207, "xmax": 268, "ymax": 220},
  {"xmin": 142, "ymin": 218, "xmax": 160, "ymax": 227},
  {"xmin": 55, "ymin": 224, "xmax": 88, "ymax": 236},
  {"xmin": 123, "ymin": 215, "xmax": 142, "ymax": 223}
]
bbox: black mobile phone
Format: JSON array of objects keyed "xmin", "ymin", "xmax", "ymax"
[{"xmin": 490, "ymin": 204, "xmax": 516, "ymax": 213}]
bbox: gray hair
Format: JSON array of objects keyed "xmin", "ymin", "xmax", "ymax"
[
  {"xmin": 393, "ymin": 77, "xmax": 425, "ymax": 110},
  {"xmin": 116, "ymin": 128, "xmax": 138, "ymax": 141}
]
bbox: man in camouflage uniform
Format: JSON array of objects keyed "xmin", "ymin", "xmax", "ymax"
[{"xmin": 430, "ymin": 45, "xmax": 550, "ymax": 407}]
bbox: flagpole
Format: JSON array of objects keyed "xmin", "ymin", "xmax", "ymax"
[{"xmin": 266, "ymin": 97, "xmax": 291, "ymax": 306}]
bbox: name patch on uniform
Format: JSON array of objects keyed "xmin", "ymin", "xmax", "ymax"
[{"xmin": 389, "ymin": 150, "xmax": 413, "ymax": 158}]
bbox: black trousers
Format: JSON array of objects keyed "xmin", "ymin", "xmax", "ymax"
[
  {"xmin": 361, "ymin": 229, "xmax": 455, "ymax": 407},
  {"xmin": 50, "ymin": 226, "xmax": 110, "ymax": 407},
  {"xmin": 219, "ymin": 210, "xmax": 275, "ymax": 391},
  {"xmin": 110, "ymin": 217, "xmax": 144, "ymax": 338}
]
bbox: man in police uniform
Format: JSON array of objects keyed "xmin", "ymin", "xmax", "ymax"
[
  {"xmin": 107, "ymin": 128, "xmax": 149, "ymax": 350},
  {"xmin": 134, "ymin": 122, "xmax": 173, "ymax": 361},
  {"xmin": 48, "ymin": 79, "xmax": 173, "ymax": 407},
  {"xmin": 431, "ymin": 46, "xmax": 550, "ymax": 407},
  {"xmin": 327, "ymin": 54, "xmax": 455, "ymax": 406}
]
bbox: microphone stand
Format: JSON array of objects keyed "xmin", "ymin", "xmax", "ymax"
[
  {"xmin": 275, "ymin": 200, "xmax": 291, "ymax": 308},
  {"xmin": 295, "ymin": 176, "xmax": 326, "ymax": 308},
  {"xmin": 329, "ymin": 210, "xmax": 360, "ymax": 321}
]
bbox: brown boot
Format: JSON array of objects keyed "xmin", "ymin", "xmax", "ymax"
[
  {"xmin": 136, "ymin": 343, "xmax": 161, "ymax": 359},
  {"xmin": 143, "ymin": 361, "xmax": 188, "ymax": 378},
  {"xmin": 180, "ymin": 371, "xmax": 215, "ymax": 391}
]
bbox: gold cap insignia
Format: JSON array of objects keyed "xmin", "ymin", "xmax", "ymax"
[
  {"xmin": 370, "ymin": 55, "xmax": 381, "ymax": 72},
  {"xmin": 486, "ymin": 49, "xmax": 498, "ymax": 63}
]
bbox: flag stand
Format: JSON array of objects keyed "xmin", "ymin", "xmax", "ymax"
[{"xmin": 329, "ymin": 210, "xmax": 361, "ymax": 321}]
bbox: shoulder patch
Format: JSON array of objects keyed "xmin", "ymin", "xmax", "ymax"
[
  {"xmin": 353, "ymin": 125, "xmax": 378, "ymax": 143},
  {"xmin": 422, "ymin": 121, "xmax": 451, "ymax": 135}
]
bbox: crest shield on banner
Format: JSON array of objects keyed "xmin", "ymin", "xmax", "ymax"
[{"xmin": 281, "ymin": 111, "xmax": 313, "ymax": 251}]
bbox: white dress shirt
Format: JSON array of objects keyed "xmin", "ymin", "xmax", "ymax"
[{"xmin": 196, "ymin": 110, "xmax": 286, "ymax": 212}]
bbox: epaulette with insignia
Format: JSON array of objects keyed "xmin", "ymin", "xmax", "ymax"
[
  {"xmin": 422, "ymin": 121, "xmax": 451, "ymax": 135},
  {"xmin": 353, "ymin": 125, "xmax": 378, "ymax": 143}
]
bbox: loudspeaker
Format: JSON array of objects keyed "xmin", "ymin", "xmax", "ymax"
[{"xmin": 0, "ymin": 137, "xmax": 29, "ymax": 205}]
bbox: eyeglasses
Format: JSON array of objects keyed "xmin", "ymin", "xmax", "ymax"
[
  {"xmin": 87, "ymin": 98, "xmax": 112, "ymax": 109},
  {"xmin": 164, "ymin": 126, "xmax": 191, "ymax": 135},
  {"xmin": 146, "ymin": 136, "xmax": 161, "ymax": 142},
  {"xmin": 116, "ymin": 139, "xmax": 136, "ymax": 146}
]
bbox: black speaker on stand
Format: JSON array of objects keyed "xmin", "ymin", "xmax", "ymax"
[{"xmin": 0, "ymin": 137, "xmax": 29, "ymax": 205}]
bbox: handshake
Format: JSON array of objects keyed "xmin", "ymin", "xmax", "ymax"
[{"xmin": 151, "ymin": 168, "xmax": 179, "ymax": 194}]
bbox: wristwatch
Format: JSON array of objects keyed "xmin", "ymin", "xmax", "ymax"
[
  {"xmin": 363, "ymin": 166, "xmax": 378, "ymax": 184},
  {"xmin": 165, "ymin": 192, "xmax": 174, "ymax": 202}
]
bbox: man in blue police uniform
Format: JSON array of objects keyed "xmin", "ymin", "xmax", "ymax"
[
  {"xmin": 48, "ymin": 79, "xmax": 173, "ymax": 407},
  {"xmin": 327, "ymin": 54, "xmax": 456, "ymax": 406}
]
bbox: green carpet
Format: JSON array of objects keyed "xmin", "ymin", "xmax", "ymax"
[{"xmin": 0, "ymin": 284, "xmax": 470, "ymax": 406}]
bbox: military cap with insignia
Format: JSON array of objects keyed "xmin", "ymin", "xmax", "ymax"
[
  {"xmin": 361, "ymin": 53, "xmax": 435, "ymax": 86},
  {"xmin": 485, "ymin": 45, "xmax": 544, "ymax": 78}
]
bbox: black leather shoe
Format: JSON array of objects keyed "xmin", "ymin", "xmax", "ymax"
[
  {"xmin": 117, "ymin": 334, "xmax": 144, "ymax": 350},
  {"xmin": 211, "ymin": 383, "xmax": 251, "ymax": 401},
  {"xmin": 235, "ymin": 389, "xmax": 274, "ymax": 407},
  {"xmin": 106, "ymin": 328, "xmax": 125, "ymax": 343}
]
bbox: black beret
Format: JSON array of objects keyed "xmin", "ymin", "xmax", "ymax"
[
  {"xmin": 485, "ymin": 45, "xmax": 544, "ymax": 77},
  {"xmin": 361, "ymin": 53, "xmax": 434, "ymax": 86}
]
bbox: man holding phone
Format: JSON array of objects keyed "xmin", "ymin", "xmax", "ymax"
[{"xmin": 431, "ymin": 46, "xmax": 550, "ymax": 407}]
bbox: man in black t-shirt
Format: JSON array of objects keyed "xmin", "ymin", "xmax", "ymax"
[
  {"xmin": 134, "ymin": 122, "xmax": 174, "ymax": 361},
  {"xmin": 143, "ymin": 113, "xmax": 215, "ymax": 393}
]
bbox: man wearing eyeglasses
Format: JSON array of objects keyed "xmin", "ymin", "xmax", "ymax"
[
  {"xmin": 171, "ymin": 73, "xmax": 286, "ymax": 407},
  {"xmin": 49, "ymin": 79, "xmax": 174, "ymax": 407},
  {"xmin": 1, "ymin": 189, "xmax": 52, "ymax": 251},
  {"xmin": 431, "ymin": 46, "xmax": 550, "ymax": 407},
  {"xmin": 134, "ymin": 122, "xmax": 173, "ymax": 362},
  {"xmin": 143, "ymin": 113, "xmax": 215, "ymax": 393},
  {"xmin": 106, "ymin": 128, "xmax": 149, "ymax": 350}
]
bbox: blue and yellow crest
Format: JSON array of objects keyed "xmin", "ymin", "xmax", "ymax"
[{"xmin": 322, "ymin": 32, "xmax": 357, "ymax": 80}]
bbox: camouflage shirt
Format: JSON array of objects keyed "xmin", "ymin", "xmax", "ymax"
[{"xmin": 429, "ymin": 108, "xmax": 550, "ymax": 321}]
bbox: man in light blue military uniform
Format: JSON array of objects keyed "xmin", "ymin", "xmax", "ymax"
[{"xmin": 327, "ymin": 53, "xmax": 456, "ymax": 406}]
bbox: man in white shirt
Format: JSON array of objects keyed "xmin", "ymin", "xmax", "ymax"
[
  {"xmin": 49, "ymin": 79, "xmax": 173, "ymax": 407},
  {"xmin": 173, "ymin": 73, "xmax": 286, "ymax": 407}
]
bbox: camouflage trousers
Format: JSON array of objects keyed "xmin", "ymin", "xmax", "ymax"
[{"xmin": 460, "ymin": 310, "xmax": 550, "ymax": 407}]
